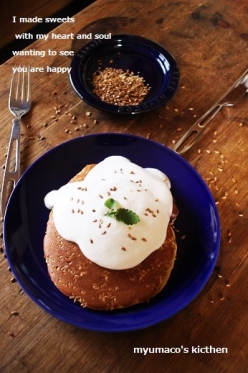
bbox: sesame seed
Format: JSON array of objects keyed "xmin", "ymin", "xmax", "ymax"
[
  {"xmin": 11, "ymin": 311, "xmax": 19, "ymax": 316},
  {"xmin": 92, "ymin": 67, "xmax": 151, "ymax": 106}
]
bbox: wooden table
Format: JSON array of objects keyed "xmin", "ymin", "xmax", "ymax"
[{"xmin": 0, "ymin": 1, "xmax": 247, "ymax": 372}]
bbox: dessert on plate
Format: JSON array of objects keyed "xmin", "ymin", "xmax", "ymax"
[{"xmin": 43, "ymin": 156, "xmax": 178, "ymax": 310}]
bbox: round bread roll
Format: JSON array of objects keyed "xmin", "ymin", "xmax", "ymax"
[{"xmin": 43, "ymin": 164, "xmax": 177, "ymax": 311}]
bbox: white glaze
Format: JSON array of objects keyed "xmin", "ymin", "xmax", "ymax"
[{"xmin": 44, "ymin": 156, "xmax": 173, "ymax": 270}]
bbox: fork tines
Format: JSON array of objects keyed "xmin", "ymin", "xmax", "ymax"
[{"xmin": 9, "ymin": 66, "xmax": 31, "ymax": 116}]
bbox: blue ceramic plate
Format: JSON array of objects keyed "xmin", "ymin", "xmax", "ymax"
[
  {"xmin": 4, "ymin": 133, "xmax": 220, "ymax": 332},
  {"xmin": 69, "ymin": 35, "xmax": 179, "ymax": 114}
]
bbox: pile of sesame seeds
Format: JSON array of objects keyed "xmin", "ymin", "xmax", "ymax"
[{"xmin": 92, "ymin": 67, "xmax": 151, "ymax": 106}]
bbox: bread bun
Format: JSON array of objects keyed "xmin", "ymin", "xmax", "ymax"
[{"xmin": 43, "ymin": 164, "xmax": 177, "ymax": 310}]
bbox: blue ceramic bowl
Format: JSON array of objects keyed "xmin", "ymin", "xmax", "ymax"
[
  {"xmin": 4, "ymin": 133, "xmax": 220, "ymax": 332},
  {"xmin": 69, "ymin": 35, "xmax": 179, "ymax": 114}
]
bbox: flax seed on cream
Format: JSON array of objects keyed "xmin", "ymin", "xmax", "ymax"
[{"xmin": 44, "ymin": 156, "xmax": 173, "ymax": 270}]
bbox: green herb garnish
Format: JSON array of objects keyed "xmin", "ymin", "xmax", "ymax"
[
  {"xmin": 104, "ymin": 198, "xmax": 119, "ymax": 210},
  {"xmin": 104, "ymin": 198, "xmax": 140, "ymax": 225}
]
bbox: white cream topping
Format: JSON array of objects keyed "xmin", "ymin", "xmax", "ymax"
[{"xmin": 44, "ymin": 156, "xmax": 173, "ymax": 270}]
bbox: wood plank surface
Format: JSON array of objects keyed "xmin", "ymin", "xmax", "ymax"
[{"xmin": 0, "ymin": 1, "xmax": 247, "ymax": 372}]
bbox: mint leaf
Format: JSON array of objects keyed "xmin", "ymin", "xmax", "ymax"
[
  {"xmin": 104, "ymin": 198, "xmax": 119, "ymax": 210},
  {"xmin": 104, "ymin": 199, "xmax": 140, "ymax": 225},
  {"xmin": 115, "ymin": 208, "xmax": 140, "ymax": 225},
  {"xmin": 105, "ymin": 210, "xmax": 117, "ymax": 218}
]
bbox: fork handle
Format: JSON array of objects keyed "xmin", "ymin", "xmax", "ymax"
[
  {"xmin": 1, "ymin": 118, "xmax": 20, "ymax": 218},
  {"xmin": 174, "ymin": 103, "xmax": 223, "ymax": 154}
]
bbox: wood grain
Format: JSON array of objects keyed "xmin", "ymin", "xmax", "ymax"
[{"xmin": 0, "ymin": 1, "xmax": 247, "ymax": 372}]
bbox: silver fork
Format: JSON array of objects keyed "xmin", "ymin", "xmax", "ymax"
[
  {"xmin": 174, "ymin": 69, "xmax": 248, "ymax": 154},
  {"xmin": 1, "ymin": 66, "xmax": 31, "ymax": 218}
]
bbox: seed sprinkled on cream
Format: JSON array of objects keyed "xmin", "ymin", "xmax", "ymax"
[{"xmin": 44, "ymin": 156, "xmax": 173, "ymax": 270}]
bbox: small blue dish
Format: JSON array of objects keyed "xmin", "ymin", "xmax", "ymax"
[
  {"xmin": 69, "ymin": 35, "xmax": 179, "ymax": 114},
  {"xmin": 3, "ymin": 133, "xmax": 220, "ymax": 332}
]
